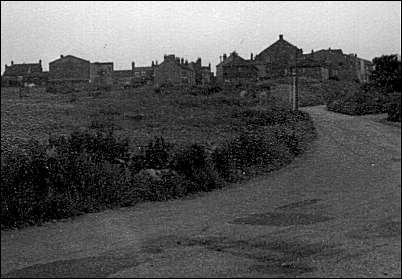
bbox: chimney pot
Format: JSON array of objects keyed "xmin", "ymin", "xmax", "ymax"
[
  {"xmin": 60, "ymin": 55, "xmax": 64, "ymax": 58},
  {"xmin": 132, "ymin": 61, "xmax": 135, "ymax": 69},
  {"xmin": 250, "ymin": 53, "xmax": 254, "ymax": 60},
  {"xmin": 11, "ymin": 60, "xmax": 14, "ymax": 65},
  {"xmin": 279, "ymin": 34, "xmax": 283, "ymax": 40}
]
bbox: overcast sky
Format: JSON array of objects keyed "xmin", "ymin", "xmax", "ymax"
[{"xmin": 1, "ymin": 1, "xmax": 401, "ymax": 73}]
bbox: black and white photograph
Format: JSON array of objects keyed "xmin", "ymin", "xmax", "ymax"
[{"xmin": 1, "ymin": 1, "xmax": 401, "ymax": 277}]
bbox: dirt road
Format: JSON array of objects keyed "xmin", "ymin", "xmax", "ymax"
[{"xmin": 1, "ymin": 106, "xmax": 401, "ymax": 278}]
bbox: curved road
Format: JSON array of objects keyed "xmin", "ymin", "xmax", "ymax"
[{"xmin": 1, "ymin": 106, "xmax": 401, "ymax": 278}]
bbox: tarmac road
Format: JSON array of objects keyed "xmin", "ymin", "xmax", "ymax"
[{"xmin": 1, "ymin": 106, "xmax": 401, "ymax": 278}]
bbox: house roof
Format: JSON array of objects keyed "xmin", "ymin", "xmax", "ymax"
[
  {"xmin": 256, "ymin": 36, "xmax": 301, "ymax": 59},
  {"xmin": 49, "ymin": 55, "xmax": 90, "ymax": 65},
  {"xmin": 292, "ymin": 56, "xmax": 329, "ymax": 68},
  {"xmin": 92, "ymin": 62, "xmax": 113, "ymax": 66},
  {"xmin": 113, "ymin": 70, "xmax": 132, "ymax": 78},
  {"xmin": 217, "ymin": 52, "xmax": 254, "ymax": 67},
  {"xmin": 133, "ymin": 66, "xmax": 153, "ymax": 71},
  {"xmin": 3, "ymin": 63, "xmax": 42, "ymax": 76}
]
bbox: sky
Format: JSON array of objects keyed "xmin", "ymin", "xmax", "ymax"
[{"xmin": 1, "ymin": 1, "xmax": 401, "ymax": 73}]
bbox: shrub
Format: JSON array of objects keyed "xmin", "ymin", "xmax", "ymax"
[
  {"xmin": 144, "ymin": 136, "xmax": 171, "ymax": 169},
  {"xmin": 172, "ymin": 144, "xmax": 223, "ymax": 192},
  {"xmin": 385, "ymin": 92, "xmax": 401, "ymax": 122},
  {"xmin": 1, "ymin": 106, "xmax": 316, "ymax": 229}
]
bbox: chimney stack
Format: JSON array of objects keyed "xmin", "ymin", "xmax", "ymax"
[
  {"xmin": 181, "ymin": 58, "xmax": 184, "ymax": 64},
  {"xmin": 223, "ymin": 53, "xmax": 227, "ymax": 61},
  {"xmin": 11, "ymin": 60, "xmax": 14, "ymax": 65},
  {"xmin": 39, "ymin": 59, "xmax": 42, "ymax": 65},
  {"xmin": 156, "ymin": 60, "xmax": 158, "ymax": 65},
  {"xmin": 279, "ymin": 34, "xmax": 283, "ymax": 40},
  {"xmin": 250, "ymin": 53, "xmax": 253, "ymax": 60},
  {"xmin": 60, "ymin": 55, "xmax": 64, "ymax": 58},
  {"xmin": 152, "ymin": 61, "xmax": 155, "ymax": 67},
  {"xmin": 132, "ymin": 61, "xmax": 135, "ymax": 69}
]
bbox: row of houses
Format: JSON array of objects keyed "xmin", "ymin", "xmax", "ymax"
[
  {"xmin": 2, "ymin": 34, "xmax": 373, "ymax": 89},
  {"xmin": 216, "ymin": 34, "xmax": 373, "ymax": 86},
  {"xmin": 1, "ymin": 54, "xmax": 213, "ymax": 88}
]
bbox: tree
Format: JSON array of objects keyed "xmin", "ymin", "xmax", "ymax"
[{"xmin": 370, "ymin": 54, "xmax": 401, "ymax": 93}]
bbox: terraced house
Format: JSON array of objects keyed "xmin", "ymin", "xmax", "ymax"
[
  {"xmin": 188, "ymin": 58, "xmax": 213, "ymax": 85},
  {"xmin": 253, "ymin": 34, "xmax": 303, "ymax": 79},
  {"xmin": 304, "ymin": 48, "xmax": 373, "ymax": 82},
  {"xmin": 2, "ymin": 60, "xmax": 46, "ymax": 87},
  {"xmin": 216, "ymin": 51, "xmax": 257, "ymax": 86},
  {"xmin": 132, "ymin": 61, "xmax": 157, "ymax": 86},
  {"xmin": 90, "ymin": 62, "xmax": 114, "ymax": 89},
  {"xmin": 49, "ymin": 55, "xmax": 90, "ymax": 86},
  {"xmin": 154, "ymin": 54, "xmax": 195, "ymax": 87}
]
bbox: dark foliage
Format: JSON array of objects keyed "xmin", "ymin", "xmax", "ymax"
[{"xmin": 1, "ymin": 108, "xmax": 316, "ymax": 229}]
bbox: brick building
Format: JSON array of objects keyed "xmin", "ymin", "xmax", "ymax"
[
  {"xmin": 254, "ymin": 34, "xmax": 303, "ymax": 79},
  {"xmin": 90, "ymin": 62, "xmax": 114, "ymax": 89},
  {"xmin": 216, "ymin": 51, "xmax": 257, "ymax": 86},
  {"xmin": 2, "ymin": 60, "xmax": 44, "ymax": 87},
  {"xmin": 49, "ymin": 55, "xmax": 90, "ymax": 85},
  {"xmin": 154, "ymin": 54, "xmax": 195, "ymax": 87}
]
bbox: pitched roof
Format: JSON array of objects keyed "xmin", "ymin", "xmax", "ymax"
[
  {"xmin": 3, "ymin": 63, "xmax": 42, "ymax": 76},
  {"xmin": 256, "ymin": 36, "xmax": 300, "ymax": 58},
  {"xmin": 133, "ymin": 66, "xmax": 153, "ymax": 71},
  {"xmin": 49, "ymin": 55, "xmax": 90, "ymax": 64},
  {"xmin": 217, "ymin": 52, "xmax": 252, "ymax": 67},
  {"xmin": 113, "ymin": 70, "xmax": 132, "ymax": 78},
  {"xmin": 291, "ymin": 56, "xmax": 328, "ymax": 68}
]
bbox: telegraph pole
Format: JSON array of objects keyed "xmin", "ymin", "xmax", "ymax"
[{"xmin": 293, "ymin": 48, "xmax": 299, "ymax": 111}]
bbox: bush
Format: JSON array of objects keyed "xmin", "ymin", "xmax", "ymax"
[
  {"xmin": 385, "ymin": 92, "xmax": 401, "ymax": 122},
  {"xmin": 172, "ymin": 144, "xmax": 223, "ymax": 192},
  {"xmin": 144, "ymin": 136, "xmax": 171, "ymax": 169},
  {"xmin": 1, "ymin": 107, "xmax": 316, "ymax": 229}
]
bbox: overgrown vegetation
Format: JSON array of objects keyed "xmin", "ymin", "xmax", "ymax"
[
  {"xmin": 326, "ymin": 54, "xmax": 401, "ymax": 121},
  {"xmin": 1, "ymin": 105, "xmax": 316, "ymax": 229}
]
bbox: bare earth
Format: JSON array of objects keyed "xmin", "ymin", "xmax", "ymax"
[{"xmin": 1, "ymin": 106, "xmax": 401, "ymax": 278}]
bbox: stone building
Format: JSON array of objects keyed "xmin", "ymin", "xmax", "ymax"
[
  {"xmin": 132, "ymin": 61, "xmax": 156, "ymax": 85},
  {"xmin": 90, "ymin": 62, "xmax": 114, "ymax": 89},
  {"xmin": 112, "ymin": 70, "xmax": 133, "ymax": 88},
  {"xmin": 304, "ymin": 49, "xmax": 358, "ymax": 81},
  {"xmin": 49, "ymin": 55, "xmax": 90, "ymax": 85},
  {"xmin": 347, "ymin": 54, "xmax": 373, "ymax": 83},
  {"xmin": 254, "ymin": 34, "xmax": 303, "ymax": 79},
  {"xmin": 2, "ymin": 60, "xmax": 44, "ymax": 87},
  {"xmin": 290, "ymin": 56, "xmax": 329, "ymax": 81},
  {"xmin": 188, "ymin": 58, "xmax": 213, "ymax": 85},
  {"xmin": 154, "ymin": 54, "xmax": 195, "ymax": 87},
  {"xmin": 216, "ymin": 51, "xmax": 257, "ymax": 86}
]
